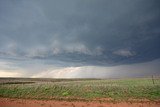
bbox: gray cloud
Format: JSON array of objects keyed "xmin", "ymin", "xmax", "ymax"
[
  {"xmin": 0, "ymin": 0, "xmax": 160, "ymax": 67},
  {"xmin": 113, "ymin": 49, "xmax": 136, "ymax": 57}
]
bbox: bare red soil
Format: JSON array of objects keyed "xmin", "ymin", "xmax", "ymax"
[{"xmin": 0, "ymin": 98, "xmax": 159, "ymax": 107}]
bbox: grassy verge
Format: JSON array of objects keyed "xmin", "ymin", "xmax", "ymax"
[{"xmin": 0, "ymin": 78, "xmax": 160, "ymax": 101}]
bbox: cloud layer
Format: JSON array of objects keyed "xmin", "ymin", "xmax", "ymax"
[
  {"xmin": 32, "ymin": 59, "xmax": 160, "ymax": 78},
  {"xmin": 0, "ymin": 0, "xmax": 160, "ymax": 77}
]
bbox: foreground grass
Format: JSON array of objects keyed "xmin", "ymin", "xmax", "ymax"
[{"xmin": 0, "ymin": 77, "xmax": 160, "ymax": 101}]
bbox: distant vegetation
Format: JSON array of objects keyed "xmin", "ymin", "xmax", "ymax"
[{"xmin": 0, "ymin": 77, "xmax": 160, "ymax": 101}]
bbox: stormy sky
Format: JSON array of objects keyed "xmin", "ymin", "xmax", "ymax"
[{"xmin": 0, "ymin": 0, "xmax": 160, "ymax": 78}]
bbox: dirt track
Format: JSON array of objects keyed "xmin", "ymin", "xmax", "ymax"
[{"xmin": 0, "ymin": 98, "xmax": 160, "ymax": 107}]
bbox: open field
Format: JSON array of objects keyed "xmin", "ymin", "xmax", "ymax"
[{"xmin": 0, "ymin": 77, "xmax": 160, "ymax": 102}]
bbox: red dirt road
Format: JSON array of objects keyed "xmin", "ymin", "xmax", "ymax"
[{"xmin": 0, "ymin": 98, "xmax": 160, "ymax": 107}]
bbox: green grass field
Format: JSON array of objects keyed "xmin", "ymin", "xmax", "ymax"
[{"xmin": 0, "ymin": 77, "xmax": 160, "ymax": 101}]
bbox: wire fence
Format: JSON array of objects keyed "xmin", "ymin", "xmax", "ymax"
[{"xmin": 151, "ymin": 75, "xmax": 160, "ymax": 85}]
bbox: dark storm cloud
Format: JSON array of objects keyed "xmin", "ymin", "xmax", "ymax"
[{"xmin": 0, "ymin": 0, "xmax": 160, "ymax": 66}]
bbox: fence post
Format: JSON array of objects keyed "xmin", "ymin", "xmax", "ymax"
[{"xmin": 152, "ymin": 75, "xmax": 155, "ymax": 85}]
